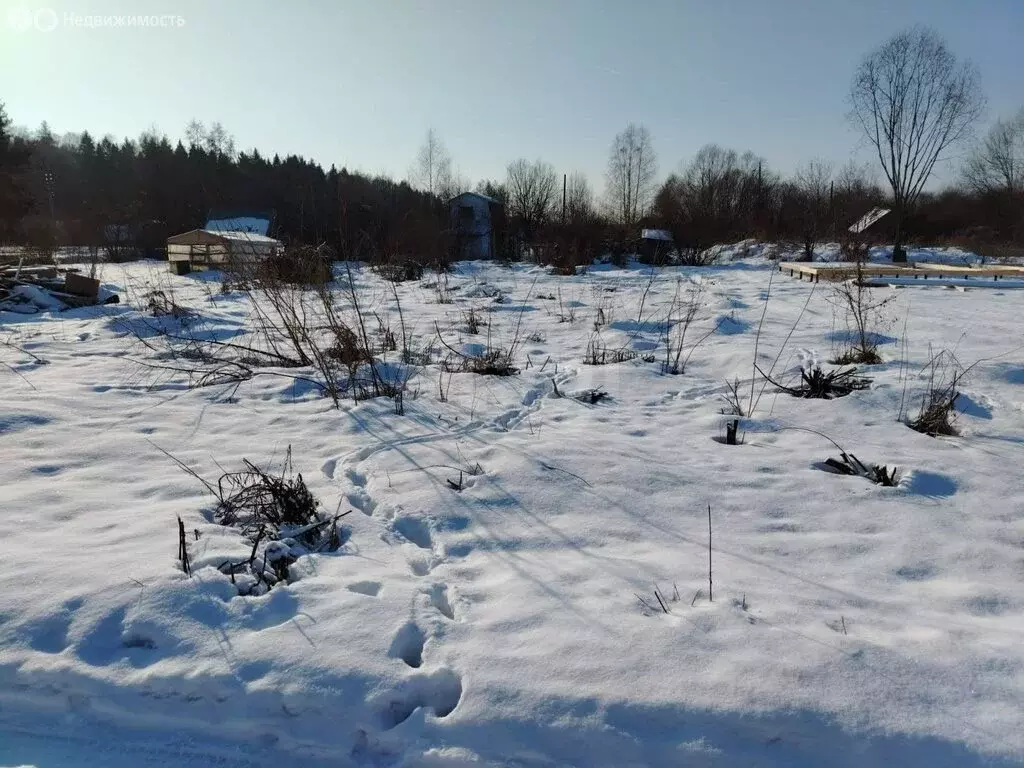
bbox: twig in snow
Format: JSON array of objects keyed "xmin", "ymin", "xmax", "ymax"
[{"xmin": 707, "ymin": 504, "xmax": 713, "ymax": 603}]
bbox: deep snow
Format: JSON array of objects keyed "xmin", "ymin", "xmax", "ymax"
[{"xmin": 1, "ymin": 250, "xmax": 1023, "ymax": 767}]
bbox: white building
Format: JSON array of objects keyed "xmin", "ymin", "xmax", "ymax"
[{"xmin": 166, "ymin": 229, "xmax": 282, "ymax": 274}]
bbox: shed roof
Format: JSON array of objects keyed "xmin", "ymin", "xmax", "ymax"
[
  {"xmin": 848, "ymin": 207, "xmax": 890, "ymax": 234},
  {"xmin": 166, "ymin": 229, "xmax": 282, "ymax": 247},
  {"xmin": 449, "ymin": 191, "xmax": 501, "ymax": 206}
]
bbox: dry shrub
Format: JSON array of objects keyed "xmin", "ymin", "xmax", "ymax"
[
  {"xmin": 906, "ymin": 350, "xmax": 964, "ymax": 436},
  {"xmin": 373, "ymin": 261, "xmax": 424, "ymax": 283},
  {"xmin": 164, "ymin": 446, "xmax": 349, "ymax": 595},
  {"xmin": 583, "ymin": 337, "xmax": 637, "ymax": 365},
  {"xmin": 828, "ymin": 264, "xmax": 895, "ymax": 365},
  {"xmin": 257, "ymin": 245, "xmax": 333, "ymax": 285},
  {"xmin": 760, "ymin": 365, "xmax": 871, "ymax": 399}
]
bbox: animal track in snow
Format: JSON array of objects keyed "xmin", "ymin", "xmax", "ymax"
[
  {"xmin": 321, "ymin": 458, "xmax": 338, "ymax": 479},
  {"xmin": 388, "ymin": 621, "xmax": 426, "ymax": 668}
]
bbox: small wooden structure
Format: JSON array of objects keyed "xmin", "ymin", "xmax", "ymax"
[
  {"xmin": 166, "ymin": 229, "xmax": 283, "ymax": 274},
  {"xmin": 450, "ymin": 192, "xmax": 503, "ymax": 260},
  {"xmin": 778, "ymin": 261, "xmax": 1024, "ymax": 283},
  {"xmin": 638, "ymin": 229, "xmax": 674, "ymax": 262}
]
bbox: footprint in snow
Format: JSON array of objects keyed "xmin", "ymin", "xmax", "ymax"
[
  {"xmin": 393, "ymin": 515, "xmax": 433, "ymax": 550},
  {"xmin": 388, "ymin": 621, "xmax": 426, "ymax": 668},
  {"xmin": 429, "ymin": 583, "xmax": 456, "ymax": 621},
  {"xmin": 378, "ymin": 667, "xmax": 463, "ymax": 729},
  {"xmin": 347, "ymin": 580, "xmax": 382, "ymax": 597},
  {"xmin": 345, "ymin": 466, "xmax": 368, "ymax": 487}
]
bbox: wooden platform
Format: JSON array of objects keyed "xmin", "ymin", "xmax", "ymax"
[
  {"xmin": 913, "ymin": 263, "xmax": 1024, "ymax": 279},
  {"xmin": 777, "ymin": 263, "xmax": 928, "ymax": 282},
  {"xmin": 778, "ymin": 261, "xmax": 1024, "ymax": 283}
]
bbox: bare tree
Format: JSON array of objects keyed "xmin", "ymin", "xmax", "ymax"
[
  {"xmin": 849, "ymin": 26, "xmax": 984, "ymax": 261},
  {"xmin": 565, "ymin": 171, "xmax": 594, "ymax": 223},
  {"xmin": 963, "ymin": 109, "xmax": 1024, "ymax": 196},
  {"xmin": 184, "ymin": 119, "xmax": 205, "ymax": 148},
  {"xmin": 792, "ymin": 160, "xmax": 833, "ymax": 261},
  {"xmin": 204, "ymin": 122, "xmax": 235, "ymax": 158},
  {"xmin": 657, "ymin": 144, "xmax": 769, "ymax": 258},
  {"xmin": 410, "ymin": 128, "xmax": 454, "ymax": 199},
  {"xmin": 442, "ymin": 170, "xmax": 471, "ymax": 200},
  {"xmin": 605, "ymin": 123, "xmax": 657, "ymax": 230},
  {"xmin": 506, "ymin": 158, "xmax": 557, "ymax": 241}
]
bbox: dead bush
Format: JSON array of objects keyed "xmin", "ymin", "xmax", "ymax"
[
  {"xmin": 163, "ymin": 445, "xmax": 349, "ymax": 595},
  {"xmin": 463, "ymin": 307, "xmax": 486, "ymax": 335},
  {"xmin": 576, "ymin": 388, "xmax": 609, "ymax": 404},
  {"xmin": 373, "ymin": 261, "xmax": 424, "ymax": 283},
  {"xmin": 759, "ymin": 364, "xmax": 871, "ymax": 399},
  {"xmin": 583, "ymin": 337, "xmax": 637, "ymax": 365},
  {"xmin": 257, "ymin": 245, "xmax": 333, "ymax": 285},
  {"xmin": 828, "ymin": 264, "xmax": 895, "ymax": 365},
  {"xmin": 442, "ymin": 347, "xmax": 519, "ymax": 376},
  {"xmin": 664, "ymin": 279, "xmax": 721, "ymax": 375},
  {"xmin": 905, "ymin": 350, "xmax": 963, "ymax": 436},
  {"xmin": 145, "ymin": 289, "xmax": 193, "ymax": 321},
  {"xmin": 823, "ymin": 452, "xmax": 900, "ymax": 486}
]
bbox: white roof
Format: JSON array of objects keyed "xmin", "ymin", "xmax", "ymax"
[
  {"xmin": 450, "ymin": 191, "xmax": 499, "ymax": 205},
  {"xmin": 848, "ymin": 207, "xmax": 890, "ymax": 234},
  {"xmin": 641, "ymin": 229, "xmax": 673, "ymax": 241},
  {"xmin": 207, "ymin": 230, "xmax": 281, "ymax": 246}
]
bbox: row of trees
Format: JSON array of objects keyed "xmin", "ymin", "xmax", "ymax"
[{"xmin": 1, "ymin": 25, "xmax": 1021, "ymax": 263}]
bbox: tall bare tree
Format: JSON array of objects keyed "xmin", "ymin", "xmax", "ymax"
[
  {"xmin": 791, "ymin": 160, "xmax": 833, "ymax": 261},
  {"xmin": 565, "ymin": 171, "xmax": 594, "ymax": 223},
  {"xmin": 963, "ymin": 109, "xmax": 1024, "ymax": 196},
  {"xmin": 410, "ymin": 128, "xmax": 453, "ymax": 199},
  {"xmin": 506, "ymin": 158, "xmax": 557, "ymax": 240},
  {"xmin": 849, "ymin": 26, "xmax": 984, "ymax": 261},
  {"xmin": 605, "ymin": 123, "xmax": 657, "ymax": 230},
  {"xmin": 184, "ymin": 119, "xmax": 205, "ymax": 148}
]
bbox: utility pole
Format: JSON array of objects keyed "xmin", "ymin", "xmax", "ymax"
[{"xmin": 562, "ymin": 173, "xmax": 567, "ymax": 224}]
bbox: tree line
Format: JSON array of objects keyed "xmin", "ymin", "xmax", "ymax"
[{"xmin": 1, "ymin": 26, "xmax": 1021, "ymax": 263}]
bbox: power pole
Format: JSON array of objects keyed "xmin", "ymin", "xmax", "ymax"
[{"xmin": 562, "ymin": 173, "xmax": 567, "ymax": 224}]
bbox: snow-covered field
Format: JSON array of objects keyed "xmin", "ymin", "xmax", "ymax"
[{"xmin": 1, "ymin": 254, "xmax": 1023, "ymax": 767}]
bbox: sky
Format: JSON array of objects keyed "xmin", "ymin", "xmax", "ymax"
[{"xmin": 3, "ymin": 0, "xmax": 1023, "ymax": 193}]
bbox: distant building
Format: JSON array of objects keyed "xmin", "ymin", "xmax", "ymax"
[
  {"xmin": 639, "ymin": 228, "xmax": 674, "ymax": 262},
  {"xmin": 449, "ymin": 192, "xmax": 504, "ymax": 260},
  {"xmin": 166, "ymin": 229, "xmax": 282, "ymax": 274}
]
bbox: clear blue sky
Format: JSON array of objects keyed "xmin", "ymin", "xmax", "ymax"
[{"xmin": 3, "ymin": 0, "xmax": 1023, "ymax": 191}]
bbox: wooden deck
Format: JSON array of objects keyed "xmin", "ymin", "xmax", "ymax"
[
  {"xmin": 913, "ymin": 263, "xmax": 1024, "ymax": 279},
  {"xmin": 777, "ymin": 263, "xmax": 928, "ymax": 282},
  {"xmin": 778, "ymin": 261, "xmax": 1024, "ymax": 283}
]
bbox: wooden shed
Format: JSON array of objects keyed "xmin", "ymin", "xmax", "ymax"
[
  {"xmin": 166, "ymin": 229, "xmax": 283, "ymax": 274},
  {"xmin": 450, "ymin": 192, "xmax": 504, "ymax": 260},
  {"xmin": 639, "ymin": 229, "xmax": 674, "ymax": 263}
]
